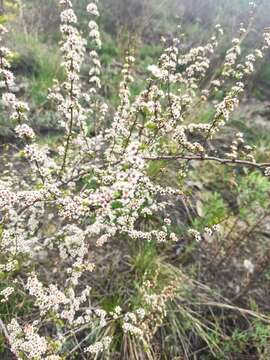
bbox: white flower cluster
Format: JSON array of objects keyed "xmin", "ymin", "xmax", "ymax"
[
  {"xmin": 7, "ymin": 319, "xmax": 49, "ymax": 360},
  {"xmin": 243, "ymin": 259, "xmax": 255, "ymax": 274},
  {"xmin": 15, "ymin": 123, "xmax": 35, "ymax": 139},
  {"xmin": 85, "ymin": 336, "xmax": 112, "ymax": 354},
  {"xmin": 87, "ymin": 2, "xmax": 99, "ymax": 17},
  {"xmin": 122, "ymin": 310, "xmax": 147, "ymax": 338},
  {"xmin": 0, "ymin": 287, "xmax": 14, "ymax": 303},
  {"xmin": 188, "ymin": 225, "xmax": 221, "ymax": 243},
  {"xmin": 88, "ymin": 17, "xmax": 101, "ymax": 48},
  {"xmin": 264, "ymin": 167, "xmax": 270, "ymax": 177},
  {"xmin": 60, "ymin": 8, "xmax": 77, "ymax": 24}
]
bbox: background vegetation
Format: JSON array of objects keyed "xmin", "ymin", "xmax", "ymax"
[{"xmin": 0, "ymin": 0, "xmax": 270, "ymax": 138}]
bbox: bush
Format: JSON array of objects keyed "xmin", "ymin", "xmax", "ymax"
[{"xmin": 0, "ymin": 1, "xmax": 270, "ymax": 359}]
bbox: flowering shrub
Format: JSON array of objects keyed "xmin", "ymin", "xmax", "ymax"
[{"xmin": 0, "ymin": 0, "xmax": 270, "ymax": 359}]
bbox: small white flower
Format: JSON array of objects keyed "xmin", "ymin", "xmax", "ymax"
[
  {"xmin": 148, "ymin": 65, "xmax": 163, "ymax": 79},
  {"xmin": 0, "ymin": 287, "xmax": 14, "ymax": 303},
  {"xmin": 60, "ymin": 9, "xmax": 77, "ymax": 24},
  {"xmin": 87, "ymin": 3, "xmax": 99, "ymax": 16},
  {"xmin": 264, "ymin": 167, "xmax": 270, "ymax": 177},
  {"xmin": 243, "ymin": 259, "xmax": 255, "ymax": 274}
]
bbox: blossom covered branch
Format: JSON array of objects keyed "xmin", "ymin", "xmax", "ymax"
[{"xmin": 0, "ymin": 0, "xmax": 269, "ymax": 358}]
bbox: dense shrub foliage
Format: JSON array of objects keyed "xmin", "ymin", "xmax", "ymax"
[{"xmin": 1, "ymin": 1, "xmax": 270, "ymax": 359}]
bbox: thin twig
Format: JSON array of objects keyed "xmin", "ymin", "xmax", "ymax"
[{"xmin": 0, "ymin": 318, "xmax": 9, "ymax": 339}]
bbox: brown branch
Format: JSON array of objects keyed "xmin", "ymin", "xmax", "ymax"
[{"xmin": 143, "ymin": 154, "xmax": 270, "ymax": 170}]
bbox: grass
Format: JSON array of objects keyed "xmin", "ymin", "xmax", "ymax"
[
  {"xmin": 0, "ymin": 31, "xmax": 65, "ymax": 136},
  {"xmin": 9, "ymin": 32, "xmax": 64, "ymax": 106},
  {"xmin": 192, "ymin": 191, "xmax": 229, "ymax": 231},
  {"xmin": 65, "ymin": 229, "xmax": 270, "ymax": 359}
]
